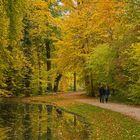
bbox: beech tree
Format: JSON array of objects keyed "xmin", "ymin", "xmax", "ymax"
[{"xmin": 0, "ymin": 0, "xmax": 139, "ymax": 103}]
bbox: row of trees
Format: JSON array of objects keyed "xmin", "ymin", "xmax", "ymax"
[
  {"xmin": 0, "ymin": 0, "xmax": 65, "ymax": 96},
  {"xmin": 56, "ymin": 0, "xmax": 140, "ymax": 103},
  {"xmin": 0, "ymin": 0, "xmax": 139, "ymax": 103}
]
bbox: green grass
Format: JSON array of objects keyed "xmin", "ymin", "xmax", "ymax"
[
  {"xmin": 63, "ymin": 103, "xmax": 140, "ymax": 140},
  {"xmin": 109, "ymin": 94, "xmax": 140, "ymax": 106},
  {"xmin": 6, "ymin": 95, "xmax": 140, "ymax": 139}
]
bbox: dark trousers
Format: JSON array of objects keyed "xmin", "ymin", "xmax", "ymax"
[
  {"xmin": 100, "ymin": 95, "xmax": 104, "ymax": 103},
  {"xmin": 105, "ymin": 95, "xmax": 109, "ymax": 103}
]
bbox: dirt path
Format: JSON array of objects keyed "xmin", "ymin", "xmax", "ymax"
[
  {"xmin": 60, "ymin": 92, "xmax": 140, "ymax": 121},
  {"xmin": 18, "ymin": 92, "xmax": 140, "ymax": 121},
  {"xmin": 76, "ymin": 99, "xmax": 140, "ymax": 121}
]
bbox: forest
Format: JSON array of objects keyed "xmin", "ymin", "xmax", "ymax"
[{"xmin": 0, "ymin": 0, "xmax": 140, "ymax": 104}]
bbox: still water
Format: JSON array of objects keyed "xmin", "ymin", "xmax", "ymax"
[{"xmin": 0, "ymin": 102, "xmax": 92, "ymax": 140}]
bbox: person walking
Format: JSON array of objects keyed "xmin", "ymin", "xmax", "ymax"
[
  {"xmin": 99, "ymin": 84, "xmax": 105, "ymax": 103},
  {"xmin": 104, "ymin": 85, "xmax": 110, "ymax": 103}
]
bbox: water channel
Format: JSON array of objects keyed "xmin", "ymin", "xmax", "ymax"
[{"xmin": 0, "ymin": 101, "xmax": 92, "ymax": 140}]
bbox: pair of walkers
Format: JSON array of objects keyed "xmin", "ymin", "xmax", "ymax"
[{"xmin": 99, "ymin": 84, "xmax": 110, "ymax": 103}]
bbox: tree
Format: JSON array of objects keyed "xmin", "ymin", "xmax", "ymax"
[{"xmin": 56, "ymin": 0, "xmax": 125, "ymax": 95}]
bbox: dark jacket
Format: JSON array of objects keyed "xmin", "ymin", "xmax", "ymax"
[
  {"xmin": 99, "ymin": 87, "xmax": 105, "ymax": 95},
  {"xmin": 104, "ymin": 88, "xmax": 110, "ymax": 95}
]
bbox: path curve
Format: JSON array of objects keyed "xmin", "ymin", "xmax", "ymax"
[
  {"xmin": 62, "ymin": 92, "xmax": 140, "ymax": 121},
  {"xmin": 76, "ymin": 98, "xmax": 140, "ymax": 121}
]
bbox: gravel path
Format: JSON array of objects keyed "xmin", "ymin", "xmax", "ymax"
[
  {"xmin": 76, "ymin": 98, "xmax": 140, "ymax": 121},
  {"xmin": 62, "ymin": 92, "xmax": 140, "ymax": 121},
  {"xmin": 20, "ymin": 92, "xmax": 140, "ymax": 121}
]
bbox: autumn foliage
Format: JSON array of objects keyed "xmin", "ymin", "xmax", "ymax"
[{"xmin": 0, "ymin": 0, "xmax": 139, "ymax": 103}]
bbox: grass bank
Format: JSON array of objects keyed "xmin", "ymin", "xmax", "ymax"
[
  {"xmin": 66, "ymin": 103, "xmax": 140, "ymax": 140},
  {"xmin": 2, "ymin": 94, "xmax": 140, "ymax": 140}
]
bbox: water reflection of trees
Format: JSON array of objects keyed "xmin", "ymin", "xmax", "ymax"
[
  {"xmin": 0, "ymin": 103, "xmax": 24, "ymax": 140},
  {"xmin": 38, "ymin": 105, "xmax": 42, "ymax": 140},
  {"xmin": 22, "ymin": 104, "xmax": 32, "ymax": 140},
  {"xmin": 0, "ymin": 103, "xmax": 92, "ymax": 140},
  {"xmin": 46, "ymin": 105, "xmax": 53, "ymax": 140}
]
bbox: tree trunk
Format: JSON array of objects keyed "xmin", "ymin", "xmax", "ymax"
[
  {"xmin": 84, "ymin": 71, "xmax": 95, "ymax": 96},
  {"xmin": 22, "ymin": 16, "xmax": 32, "ymax": 96},
  {"xmin": 53, "ymin": 73, "xmax": 62, "ymax": 92},
  {"xmin": 90, "ymin": 72, "xmax": 95, "ymax": 97},
  {"xmin": 74, "ymin": 72, "xmax": 76, "ymax": 91},
  {"xmin": 37, "ymin": 46, "xmax": 42, "ymax": 95},
  {"xmin": 46, "ymin": 41, "xmax": 52, "ymax": 92},
  {"xmin": 84, "ymin": 73, "xmax": 90, "ymax": 95}
]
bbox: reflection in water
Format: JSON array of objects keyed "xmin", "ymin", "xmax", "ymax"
[
  {"xmin": 74, "ymin": 115, "xmax": 77, "ymax": 126},
  {"xmin": 46, "ymin": 105, "xmax": 52, "ymax": 140},
  {"xmin": 0, "ymin": 102, "xmax": 92, "ymax": 140},
  {"xmin": 56, "ymin": 108, "xmax": 62, "ymax": 116},
  {"xmin": 46, "ymin": 127, "xmax": 52, "ymax": 140},
  {"xmin": 46, "ymin": 105, "xmax": 52, "ymax": 115},
  {"xmin": 38, "ymin": 105, "xmax": 42, "ymax": 140},
  {"xmin": 22, "ymin": 104, "xmax": 32, "ymax": 140}
]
